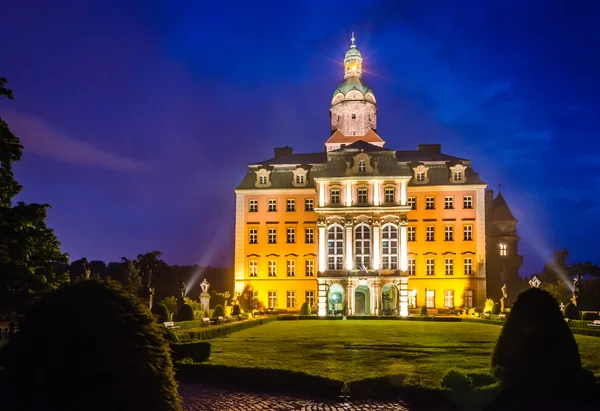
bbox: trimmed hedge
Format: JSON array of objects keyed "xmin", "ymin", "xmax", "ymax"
[
  {"xmin": 212, "ymin": 304, "xmax": 225, "ymax": 318},
  {"xmin": 176, "ymin": 304, "xmax": 194, "ymax": 322},
  {"xmin": 151, "ymin": 303, "xmax": 170, "ymax": 323},
  {"xmin": 581, "ymin": 312, "xmax": 600, "ymax": 321},
  {"xmin": 464, "ymin": 317, "xmax": 600, "ymax": 337},
  {"xmin": 177, "ymin": 316, "xmax": 277, "ymax": 341},
  {"xmin": 173, "ymin": 320, "xmax": 209, "ymax": 330},
  {"xmin": 564, "ymin": 302, "xmax": 580, "ymax": 320},
  {"xmin": 171, "ymin": 341, "xmax": 211, "ymax": 362}
]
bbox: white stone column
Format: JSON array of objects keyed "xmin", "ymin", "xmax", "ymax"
[
  {"xmin": 373, "ymin": 181, "xmax": 380, "ymax": 206},
  {"xmin": 400, "ymin": 180, "xmax": 407, "ymax": 206},
  {"xmin": 399, "ymin": 279, "xmax": 409, "ymax": 317},
  {"xmin": 396, "ymin": 181, "xmax": 402, "ymax": 204},
  {"xmin": 345, "ymin": 181, "xmax": 352, "ymax": 206},
  {"xmin": 373, "ymin": 223, "xmax": 381, "ymax": 270},
  {"xmin": 400, "ymin": 224, "xmax": 408, "ymax": 272},
  {"xmin": 318, "ymin": 224, "xmax": 326, "ymax": 272},
  {"xmin": 345, "ymin": 222, "xmax": 353, "ymax": 270},
  {"xmin": 319, "ymin": 181, "xmax": 325, "ymax": 207},
  {"xmin": 318, "ymin": 281, "xmax": 327, "ymax": 316}
]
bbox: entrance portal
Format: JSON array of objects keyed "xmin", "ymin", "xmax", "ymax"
[
  {"xmin": 354, "ymin": 285, "xmax": 370, "ymax": 315},
  {"xmin": 327, "ymin": 283, "xmax": 345, "ymax": 316},
  {"xmin": 381, "ymin": 284, "xmax": 399, "ymax": 315}
]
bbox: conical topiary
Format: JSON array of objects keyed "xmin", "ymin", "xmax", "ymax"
[
  {"xmin": 563, "ymin": 302, "xmax": 580, "ymax": 320},
  {"xmin": 212, "ymin": 304, "xmax": 225, "ymax": 318},
  {"xmin": 176, "ymin": 303, "xmax": 194, "ymax": 322},
  {"xmin": 151, "ymin": 303, "xmax": 170, "ymax": 323},
  {"xmin": 492, "ymin": 288, "xmax": 581, "ymax": 383}
]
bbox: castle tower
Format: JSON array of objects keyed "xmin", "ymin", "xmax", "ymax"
[{"xmin": 326, "ymin": 33, "xmax": 384, "ymax": 151}]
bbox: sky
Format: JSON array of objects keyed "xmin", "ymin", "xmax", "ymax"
[{"xmin": 1, "ymin": 0, "xmax": 599, "ymax": 274}]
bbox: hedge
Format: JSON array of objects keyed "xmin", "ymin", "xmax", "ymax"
[
  {"xmin": 173, "ymin": 320, "xmax": 209, "ymax": 330},
  {"xmin": 171, "ymin": 341, "xmax": 211, "ymax": 362},
  {"xmin": 177, "ymin": 316, "xmax": 277, "ymax": 341},
  {"xmin": 464, "ymin": 317, "xmax": 600, "ymax": 337}
]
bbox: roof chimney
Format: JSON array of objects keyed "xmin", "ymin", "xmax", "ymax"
[
  {"xmin": 274, "ymin": 146, "xmax": 293, "ymax": 158},
  {"xmin": 417, "ymin": 144, "xmax": 441, "ymax": 153}
]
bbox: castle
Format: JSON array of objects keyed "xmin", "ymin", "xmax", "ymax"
[{"xmin": 234, "ymin": 36, "xmax": 521, "ymax": 315}]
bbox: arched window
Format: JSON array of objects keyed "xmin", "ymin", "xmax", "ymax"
[
  {"xmin": 358, "ymin": 160, "xmax": 366, "ymax": 172},
  {"xmin": 327, "ymin": 225, "xmax": 344, "ymax": 270},
  {"xmin": 381, "ymin": 224, "xmax": 398, "ymax": 269},
  {"xmin": 354, "ymin": 224, "xmax": 371, "ymax": 270}
]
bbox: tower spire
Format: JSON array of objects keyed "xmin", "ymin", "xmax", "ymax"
[{"xmin": 351, "ymin": 32, "xmax": 356, "ymax": 48}]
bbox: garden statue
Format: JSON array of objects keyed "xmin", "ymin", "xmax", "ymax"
[
  {"xmin": 139, "ymin": 268, "xmax": 154, "ymax": 309},
  {"xmin": 200, "ymin": 279, "xmax": 210, "ymax": 294},
  {"xmin": 84, "ymin": 267, "xmax": 91, "ymax": 280},
  {"xmin": 199, "ymin": 279, "xmax": 211, "ymax": 315},
  {"xmin": 560, "ymin": 302, "xmax": 565, "ymax": 312},
  {"xmin": 177, "ymin": 277, "xmax": 186, "ymax": 312},
  {"xmin": 500, "ymin": 283, "xmax": 508, "ymax": 311},
  {"xmin": 572, "ymin": 274, "xmax": 582, "ymax": 306},
  {"xmin": 528, "ymin": 276, "xmax": 541, "ymax": 288}
]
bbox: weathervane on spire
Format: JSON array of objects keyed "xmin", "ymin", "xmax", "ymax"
[{"xmin": 351, "ymin": 32, "xmax": 356, "ymax": 48}]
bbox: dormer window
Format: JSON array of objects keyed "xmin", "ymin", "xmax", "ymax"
[
  {"xmin": 453, "ymin": 171, "xmax": 463, "ymax": 181},
  {"xmin": 412, "ymin": 165, "xmax": 429, "ymax": 184},
  {"xmin": 292, "ymin": 167, "xmax": 308, "ymax": 187},
  {"xmin": 358, "ymin": 160, "xmax": 366, "ymax": 172},
  {"xmin": 259, "ymin": 175, "xmax": 267, "ymax": 184},
  {"xmin": 449, "ymin": 164, "xmax": 468, "ymax": 184},
  {"xmin": 296, "ymin": 175, "xmax": 304, "ymax": 184},
  {"xmin": 255, "ymin": 168, "xmax": 272, "ymax": 188},
  {"xmin": 416, "ymin": 172, "xmax": 425, "ymax": 182}
]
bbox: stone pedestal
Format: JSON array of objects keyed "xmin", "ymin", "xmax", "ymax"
[
  {"xmin": 200, "ymin": 292, "xmax": 211, "ymax": 316},
  {"xmin": 500, "ymin": 297, "xmax": 506, "ymax": 312},
  {"xmin": 139, "ymin": 286, "xmax": 154, "ymax": 310}
]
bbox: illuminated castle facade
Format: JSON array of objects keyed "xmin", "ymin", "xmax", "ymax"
[{"xmin": 234, "ymin": 36, "xmax": 521, "ymax": 315}]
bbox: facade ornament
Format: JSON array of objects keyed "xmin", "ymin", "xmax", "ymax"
[
  {"xmin": 528, "ymin": 276, "xmax": 541, "ymax": 288},
  {"xmin": 399, "ymin": 214, "xmax": 408, "ymax": 224}
]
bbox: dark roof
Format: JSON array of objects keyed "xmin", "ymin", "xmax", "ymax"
[
  {"xmin": 491, "ymin": 193, "xmax": 517, "ymax": 221},
  {"xmin": 250, "ymin": 152, "xmax": 327, "ymax": 166},
  {"xmin": 395, "ymin": 151, "xmax": 468, "ymax": 162},
  {"xmin": 330, "ymin": 140, "xmax": 391, "ymax": 153},
  {"xmin": 333, "ymin": 76, "xmax": 373, "ymax": 98}
]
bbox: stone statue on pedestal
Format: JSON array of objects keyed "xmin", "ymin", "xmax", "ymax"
[
  {"xmin": 139, "ymin": 268, "xmax": 154, "ymax": 309},
  {"xmin": 199, "ymin": 279, "xmax": 211, "ymax": 317},
  {"xmin": 177, "ymin": 277, "xmax": 187, "ymax": 312},
  {"xmin": 500, "ymin": 283, "xmax": 508, "ymax": 312},
  {"xmin": 528, "ymin": 276, "xmax": 541, "ymax": 288},
  {"xmin": 572, "ymin": 274, "xmax": 582, "ymax": 306}
]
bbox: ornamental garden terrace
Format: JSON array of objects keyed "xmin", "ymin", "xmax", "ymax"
[{"xmin": 233, "ymin": 37, "xmax": 522, "ymax": 317}]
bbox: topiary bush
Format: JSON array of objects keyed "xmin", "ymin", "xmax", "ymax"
[
  {"xmin": 484, "ymin": 298, "xmax": 495, "ymax": 313},
  {"xmin": 492, "ymin": 302, "xmax": 501, "ymax": 315},
  {"xmin": 171, "ymin": 341, "xmax": 211, "ymax": 362},
  {"xmin": 419, "ymin": 305, "xmax": 428, "ymax": 316},
  {"xmin": 0, "ymin": 280, "xmax": 180, "ymax": 411},
  {"xmin": 563, "ymin": 302, "xmax": 581, "ymax": 320},
  {"xmin": 581, "ymin": 312, "xmax": 599, "ymax": 321},
  {"xmin": 300, "ymin": 302, "xmax": 311, "ymax": 315},
  {"xmin": 492, "ymin": 288, "xmax": 582, "ymax": 385},
  {"xmin": 151, "ymin": 303, "xmax": 170, "ymax": 323},
  {"xmin": 440, "ymin": 369, "xmax": 473, "ymax": 393},
  {"xmin": 231, "ymin": 304, "xmax": 241, "ymax": 316},
  {"xmin": 176, "ymin": 304, "xmax": 194, "ymax": 322},
  {"xmin": 212, "ymin": 304, "xmax": 225, "ymax": 318}
]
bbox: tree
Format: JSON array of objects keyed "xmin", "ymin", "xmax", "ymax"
[
  {"xmin": 0, "ymin": 79, "xmax": 69, "ymax": 317},
  {"xmin": 122, "ymin": 257, "xmax": 141, "ymax": 294},
  {"xmin": 135, "ymin": 250, "xmax": 162, "ymax": 285},
  {"xmin": 0, "ymin": 279, "xmax": 181, "ymax": 410}
]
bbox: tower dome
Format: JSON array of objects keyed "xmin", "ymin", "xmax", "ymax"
[{"xmin": 329, "ymin": 33, "xmax": 378, "ymax": 139}]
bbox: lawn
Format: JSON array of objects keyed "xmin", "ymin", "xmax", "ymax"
[{"xmin": 207, "ymin": 320, "xmax": 600, "ymax": 387}]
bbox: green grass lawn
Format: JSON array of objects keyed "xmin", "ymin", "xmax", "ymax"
[{"xmin": 207, "ymin": 320, "xmax": 600, "ymax": 387}]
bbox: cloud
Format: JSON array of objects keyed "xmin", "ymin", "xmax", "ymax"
[{"xmin": 0, "ymin": 109, "xmax": 148, "ymax": 172}]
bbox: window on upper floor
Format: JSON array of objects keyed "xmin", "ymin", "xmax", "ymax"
[
  {"xmin": 407, "ymin": 226, "xmax": 416, "ymax": 242},
  {"xmin": 327, "ymin": 225, "xmax": 344, "ymax": 270},
  {"xmin": 444, "ymin": 196, "xmax": 454, "ymax": 209},
  {"xmin": 463, "ymin": 196, "xmax": 473, "ymax": 209},
  {"xmin": 408, "ymin": 259, "xmax": 416, "ymax": 275},
  {"xmin": 354, "ymin": 224, "xmax": 371, "ymax": 270},
  {"xmin": 287, "ymin": 199, "xmax": 296, "ymax": 212},
  {"xmin": 268, "ymin": 261, "xmax": 277, "ymax": 277},
  {"xmin": 287, "ymin": 228, "xmax": 295, "ymax": 244},
  {"xmin": 381, "ymin": 225, "xmax": 398, "ymax": 270},
  {"xmin": 259, "ymin": 175, "xmax": 267, "ymax": 184},
  {"xmin": 249, "ymin": 260, "xmax": 258, "ymax": 277},
  {"xmin": 305, "ymin": 228, "xmax": 314, "ymax": 244},
  {"xmin": 249, "ymin": 228, "xmax": 258, "ymax": 244},
  {"xmin": 357, "ymin": 188, "xmax": 368, "ymax": 203},
  {"xmin": 268, "ymin": 228, "xmax": 277, "ymax": 244},
  {"xmin": 268, "ymin": 199, "xmax": 277, "ymax": 212},
  {"xmin": 305, "ymin": 198, "xmax": 314, "ymax": 211},
  {"xmin": 445, "ymin": 258, "xmax": 454, "ymax": 275},
  {"xmin": 499, "ymin": 243, "xmax": 507, "ymax": 256},
  {"xmin": 426, "ymin": 226, "xmax": 435, "ymax": 241},
  {"xmin": 464, "ymin": 258, "xmax": 473, "ymax": 275},
  {"xmin": 445, "ymin": 226, "xmax": 454, "ymax": 241},
  {"xmin": 305, "ymin": 260, "xmax": 314, "ymax": 277},
  {"xmin": 249, "ymin": 199, "xmax": 258, "ymax": 212},
  {"xmin": 453, "ymin": 171, "xmax": 463, "ymax": 181},
  {"xmin": 287, "ymin": 260, "xmax": 295, "ymax": 277},
  {"xmin": 425, "ymin": 197, "xmax": 435, "ymax": 210},
  {"xmin": 287, "ymin": 290, "xmax": 296, "ymax": 308},
  {"xmin": 426, "ymin": 259, "xmax": 435, "ymax": 276},
  {"xmin": 463, "ymin": 225, "xmax": 473, "ymax": 241},
  {"xmin": 384, "ymin": 188, "xmax": 395, "ymax": 203},
  {"xmin": 296, "ymin": 174, "xmax": 304, "ymax": 185},
  {"xmin": 268, "ymin": 290, "xmax": 277, "ymax": 307},
  {"xmin": 330, "ymin": 189, "xmax": 341, "ymax": 204},
  {"xmin": 407, "ymin": 197, "xmax": 416, "ymax": 210},
  {"xmin": 358, "ymin": 160, "xmax": 366, "ymax": 172},
  {"xmin": 352, "ymin": 113, "xmax": 356, "ymax": 119},
  {"xmin": 416, "ymin": 172, "xmax": 425, "ymax": 182}
]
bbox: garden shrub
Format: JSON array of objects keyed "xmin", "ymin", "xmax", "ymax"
[
  {"xmin": 492, "ymin": 288, "xmax": 582, "ymax": 385},
  {"xmin": 212, "ymin": 304, "xmax": 225, "ymax": 318},
  {"xmin": 440, "ymin": 369, "xmax": 473, "ymax": 393},
  {"xmin": 151, "ymin": 303, "xmax": 170, "ymax": 323},
  {"xmin": 177, "ymin": 316, "xmax": 278, "ymax": 341},
  {"xmin": 300, "ymin": 302, "xmax": 311, "ymax": 315},
  {"xmin": 231, "ymin": 304, "xmax": 241, "ymax": 316},
  {"xmin": 581, "ymin": 312, "xmax": 599, "ymax": 321},
  {"xmin": 563, "ymin": 302, "xmax": 581, "ymax": 320},
  {"xmin": 171, "ymin": 341, "xmax": 211, "ymax": 362},
  {"xmin": 419, "ymin": 305, "xmax": 428, "ymax": 316},
  {"xmin": 484, "ymin": 299, "xmax": 494, "ymax": 313},
  {"xmin": 0, "ymin": 280, "xmax": 180, "ymax": 411},
  {"xmin": 474, "ymin": 307, "xmax": 484, "ymax": 314},
  {"xmin": 491, "ymin": 302, "xmax": 501, "ymax": 315},
  {"xmin": 176, "ymin": 304, "xmax": 194, "ymax": 322}
]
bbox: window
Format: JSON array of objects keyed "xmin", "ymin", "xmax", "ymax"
[
  {"xmin": 358, "ymin": 160, "xmax": 366, "ymax": 172},
  {"xmin": 381, "ymin": 225, "xmax": 398, "ymax": 269},
  {"xmin": 416, "ymin": 171, "xmax": 425, "ymax": 182},
  {"xmin": 464, "ymin": 258, "xmax": 473, "ymax": 275},
  {"xmin": 453, "ymin": 170, "xmax": 463, "ymax": 181},
  {"xmin": 249, "ymin": 228, "xmax": 258, "ymax": 244},
  {"xmin": 268, "ymin": 260, "xmax": 277, "ymax": 277},
  {"xmin": 330, "ymin": 189, "xmax": 341, "ymax": 204},
  {"xmin": 384, "ymin": 188, "xmax": 395, "ymax": 203},
  {"xmin": 425, "ymin": 197, "xmax": 435, "ymax": 210},
  {"xmin": 444, "ymin": 290, "xmax": 455, "ymax": 308},
  {"xmin": 287, "ymin": 199, "xmax": 296, "ymax": 212},
  {"xmin": 306, "ymin": 290, "xmax": 315, "ymax": 307},
  {"xmin": 357, "ymin": 188, "xmax": 368, "ymax": 203},
  {"xmin": 305, "ymin": 260, "xmax": 314, "ymax": 276},
  {"xmin": 287, "ymin": 228, "xmax": 295, "ymax": 243},
  {"xmin": 352, "ymin": 113, "xmax": 356, "ymax": 119},
  {"xmin": 252, "ymin": 290, "xmax": 258, "ymax": 309},
  {"xmin": 249, "ymin": 260, "xmax": 258, "ymax": 277},
  {"xmin": 259, "ymin": 175, "xmax": 267, "ymax": 185},
  {"xmin": 499, "ymin": 243, "xmax": 507, "ymax": 256},
  {"xmin": 444, "ymin": 196, "xmax": 454, "ymax": 209},
  {"xmin": 268, "ymin": 291, "xmax": 277, "ymax": 308},
  {"xmin": 268, "ymin": 199, "xmax": 277, "ymax": 212},
  {"xmin": 407, "ymin": 226, "xmax": 416, "ymax": 242},
  {"xmin": 305, "ymin": 198, "xmax": 314, "ymax": 211},
  {"xmin": 426, "ymin": 226, "xmax": 435, "ymax": 242},
  {"xmin": 407, "ymin": 197, "xmax": 416, "ymax": 210},
  {"xmin": 445, "ymin": 258, "xmax": 454, "ymax": 275},
  {"xmin": 249, "ymin": 199, "xmax": 258, "ymax": 212},
  {"xmin": 445, "ymin": 226, "xmax": 454, "ymax": 241},
  {"xmin": 425, "ymin": 258, "xmax": 435, "ymax": 275},
  {"xmin": 305, "ymin": 228, "xmax": 314, "ymax": 243},
  {"xmin": 287, "ymin": 260, "xmax": 295, "ymax": 277},
  {"xmin": 295, "ymin": 174, "xmax": 305, "ymax": 185},
  {"xmin": 464, "ymin": 289, "xmax": 474, "ymax": 308},
  {"xmin": 354, "ymin": 224, "xmax": 371, "ymax": 269},
  {"xmin": 408, "ymin": 259, "xmax": 416, "ymax": 275},
  {"xmin": 268, "ymin": 228, "xmax": 277, "ymax": 244},
  {"xmin": 408, "ymin": 290, "xmax": 417, "ymax": 308},
  {"xmin": 463, "ymin": 196, "xmax": 473, "ymax": 209},
  {"xmin": 463, "ymin": 225, "xmax": 473, "ymax": 241},
  {"xmin": 426, "ymin": 258, "xmax": 435, "ymax": 275},
  {"xmin": 426, "ymin": 290, "xmax": 435, "ymax": 308},
  {"xmin": 327, "ymin": 225, "xmax": 344, "ymax": 270}
]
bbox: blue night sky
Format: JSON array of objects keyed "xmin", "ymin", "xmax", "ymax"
[{"xmin": 1, "ymin": 0, "xmax": 599, "ymax": 275}]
